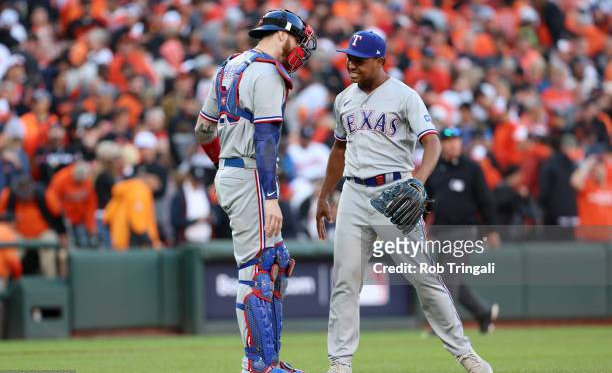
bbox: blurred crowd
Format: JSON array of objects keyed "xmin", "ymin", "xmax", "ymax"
[{"xmin": 0, "ymin": 0, "xmax": 611, "ymax": 276}]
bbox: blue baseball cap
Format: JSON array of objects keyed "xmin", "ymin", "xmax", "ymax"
[{"xmin": 337, "ymin": 31, "xmax": 386, "ymax": 59}]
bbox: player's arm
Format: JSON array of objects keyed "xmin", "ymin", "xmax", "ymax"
[
  {"xmin": 414, "ymin": 134, "xmax": 441, "ymax": 183},
  {"xmin": 253, "ymin": 72, "xmax": 286, "ymax": 239},
  {"xmin": 194, "ymin": 115, "xmax": 218, "ymax": 144},
  {"xmin": 316, "ymin": 96, "xmax": 347, "ymax": 240},
  {"xmin": 406, "ymin": 90, "xmax": 441, "ymax": 183},
  {"xmin": 316, "ymin": 140, "xmax": 346, "ymax": 240},
  {"xmin": 195, "ymin": 74, "xmax": 221, "ymax": 166},
  {"xmin": 570, "ymin": 155, "xmax": 598, "ymax": 191}
]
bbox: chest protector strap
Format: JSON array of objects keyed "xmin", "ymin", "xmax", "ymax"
[{"xmin": 215, "ymin": 51, "xmax": 293, "ymax": 124}]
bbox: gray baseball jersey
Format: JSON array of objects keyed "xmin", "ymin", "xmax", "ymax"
[
  {"xmin": 200, "ymin": 50, "xmax": 287, "ymax": 160},
  {"xmin": 333, "ymin": 77, "xmax": 437, "ymax": 179},
  {"xmin": 327, "ymin": 77, "xmax": 474, "ymax": 365}
]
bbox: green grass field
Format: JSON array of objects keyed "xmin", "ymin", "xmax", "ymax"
[{"xmin": 0, "ymin": 326, "xmax": 611, "ymax": 373}]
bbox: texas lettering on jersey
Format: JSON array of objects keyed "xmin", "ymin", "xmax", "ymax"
[{"xmin": 342, "ymin": 110, "xmax": 399, "ymax": 137}]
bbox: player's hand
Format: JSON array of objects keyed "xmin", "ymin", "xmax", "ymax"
[
  {"xmin": 316, "ymin": 196, "xmax": 334, "ymax": 240},
  {"xmin": 264, "ymin": 199, "xmax": 283, "ymax": 238}
]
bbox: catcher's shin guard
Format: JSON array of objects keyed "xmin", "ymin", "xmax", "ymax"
[
  {"xmin": 237, "ymin": 247, "xmax": 283, "ymax": 371},
  {"xmin": 271, "ymin": 242, "xmax": 296, "ymax": 356}
]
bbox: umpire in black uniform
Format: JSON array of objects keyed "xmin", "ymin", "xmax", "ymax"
[{"xmin": 425, "ymin": 126, "xmax": 500, "ymax": 333}]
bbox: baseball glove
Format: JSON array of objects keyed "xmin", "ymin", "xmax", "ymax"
[{"xmin": 370, "ymin": 178, "xmax": 434, "ymax": 233}]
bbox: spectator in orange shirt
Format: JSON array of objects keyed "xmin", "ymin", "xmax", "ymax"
[
  {"xmin": 571, "ymin": 146, "xmax": 612, "ymax": 242},
  {"xmin": 47, "ymin": 161, "xmax": 97, "ymax": 248},
  {"xmin": 541, "ymin": 66, "xmax": 575, "ymax": 115},
  {"xmin": 404, "ymin": 47, "xmax": 451, "ymax": 93},
  {"xmin": 20, "ymin": 89, "xmax": 59, "ymax": 159},
  {"xmin": 104, "ymin": 175, "xmax": 161, "ymax": 251},
  {"xmin": 492, "ymin": 119, "xmax": 528, "ymax": 173},
  {"xmin": 108, "ymin": 33, "xmax": 158, "ymax": 92},
  {"xmin": 0, "ymin": 219, "xmax": 22, "ymax": 339},
  {"xmin": 0, "ymin": 174, "xmax": 62, "ymax": 277}
]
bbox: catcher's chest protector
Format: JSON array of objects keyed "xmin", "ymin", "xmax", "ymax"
[{"xmin": 215, "ymin": 51, "xmax": 293, "ymax": 124}]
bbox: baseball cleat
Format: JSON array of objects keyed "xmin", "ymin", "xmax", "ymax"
[
  {"xmin": 326, "ymin": 361, "xmax": 352, "ymax": 373},
  {"xmin": 457, "ymin": 351, "xmax": 493, "ymax": 373},
  {"xmin": 479, "ymin": 303, "xmax": 500, "ymax": 334},
  {"xmin": 241, "ymin": 358, "xmax": 293, "ymax": 373},
  {"xmin": 279, "ymin": 361, "xmax": 306, "ymax": 373}
]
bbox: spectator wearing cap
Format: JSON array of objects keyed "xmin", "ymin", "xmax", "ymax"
[
  {"xmin": 33, "ymin": 124, "xmax": 79, "ymax": 185},
  {"xmin": 133, "ymin": 131, "xmax": 168, "ymax": 200},
  {"xmin": 0, "ymin": 174, "xmax": 62, "ymax": 277},
  {"xmin": 93, "ymin": 141, "xmax": 123, "ymax": 248},
  {"xmin": 425, "ymin": 126, "xmax": 500, "ymax": 334},
  {"xmin": 571, "ymin": 145, "xmax": 612, "ymax": 241},
  {"xmin": 133, "ymin": 130, "xmax": 170, "ymax": 241},
  {"xmin": 171, "ymin": 157, "xmax": 213, "ymax": 244},
  {"xmin": 20, "ymin": 89, "xmax": 59, "ymax": 159},
  {"xmin": 47, "ymin": 161, "xmax": 98, "ymax": 247}
]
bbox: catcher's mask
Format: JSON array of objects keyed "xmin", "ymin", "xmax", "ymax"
[{"xmin": 249, "ymin": 9, "xmax": 317, "ymax": 73}]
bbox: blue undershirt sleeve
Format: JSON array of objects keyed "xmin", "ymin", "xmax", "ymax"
[{"xmin": 254, "ymin": 121, "xmax": 281, "ymax": 199}]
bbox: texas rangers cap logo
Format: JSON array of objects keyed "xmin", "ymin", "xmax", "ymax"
[{"xmin": 337, "ymin": 30, "xmax": 386, "ymax": 59}]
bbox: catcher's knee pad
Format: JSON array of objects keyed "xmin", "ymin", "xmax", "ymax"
[
  {"xmin": 238, "ymin": 247, "xmax": 281, "ymax": 367},
  {"xmin": 270, "ymin": 242, "xmax": 296, "ymax": 354},
  {"xmin": 273, "ymin": 241, "xmax": 296, "ymax": 300}
]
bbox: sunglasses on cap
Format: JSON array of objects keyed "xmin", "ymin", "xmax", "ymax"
[{"xmin": 440, "ymin": 127, "xmax": 462, "ymax": 139}]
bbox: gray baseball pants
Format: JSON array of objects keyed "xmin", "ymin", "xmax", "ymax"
[{"xmin": 328, "ymin": 178, "xmax": 472, "ymax": 364}]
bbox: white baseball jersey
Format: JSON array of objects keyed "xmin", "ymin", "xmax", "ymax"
[
  {"xmin": 333, "ymin": 77, "xmax": 437, "ymax": 179},
  {"xmin": 200, "ymin": 50, "xmax": 288, "ymax": 159}
]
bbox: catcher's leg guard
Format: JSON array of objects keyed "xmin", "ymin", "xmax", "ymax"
[
  {"xmin": 271, "ymin": 242, "xmax": 302, "ymax": 372},
  {"xmin": 237, "ymin": 247, "xmax": 285, "ymax": 372}
]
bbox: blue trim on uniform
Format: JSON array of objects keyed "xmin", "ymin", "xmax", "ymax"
[
  {"xmin": 223, "ymin": 158, "xmax": 247, "ymax": 168},
  {"xmin": 239, "ymin": 257, "xmax": 260, "ymax": 268},
  {"xmin": 199, "ymin": 110, "xmax": 218, "ymax": 122},
  {"xmin": 239, "ymin": 280, "xmax": 256, "ymax": 287},
  {"xmin": 236, "ymin": 303, "xmax": 246, "ymax": 310},
  {"xmin": 417, "ymin": 129, "xmax": 438, "ymax": 142},
  {"xmin": 334, "ymin": 133, "xmax": 347, "ymax": 141},
  {"xmin": 254, "ymin": 116, "xmax": 283, "ymax": 123},
  {"xmin": 348, "ymin": 171, "xmax": 402, "ymax": 187}
]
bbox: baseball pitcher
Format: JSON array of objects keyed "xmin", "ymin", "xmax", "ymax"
[{"xmin": 315, "ymin": 31, "xmax": 494, "ymax": 373}]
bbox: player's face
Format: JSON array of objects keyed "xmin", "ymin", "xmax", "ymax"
[
  {"xmin": 346, "ymin": 55, "xmax": 382, "ymax": 83},
  {"xmin": 281, "ymin": 33, "xmax": 299, "ymax": 60}
]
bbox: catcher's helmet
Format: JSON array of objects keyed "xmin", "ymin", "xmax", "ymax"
[
  {"xmin": 249, "ymin": 9, "xmax": 307, "ymax": 41},
  {"xmin": 249, "ymin": 9, "xmax": 317, "ymax": 73}
]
